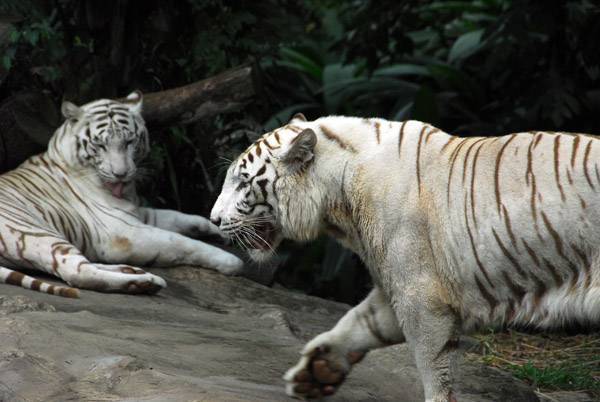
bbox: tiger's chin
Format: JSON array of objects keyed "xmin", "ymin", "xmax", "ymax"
[{"xmin": 247, "ymin": 248, "xmax": 277, "ymax": 263}]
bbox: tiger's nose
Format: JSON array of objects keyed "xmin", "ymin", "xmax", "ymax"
[
  {"xmin": 112, "ymin": 171, "xmax": 127, "ymax": 180},
  {"xmin": 210, "ymin": 217, "xmax": 221, "ymax": 227}
]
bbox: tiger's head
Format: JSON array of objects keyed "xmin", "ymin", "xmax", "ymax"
[
  {"xmin": 211, "ymin": 113, "xmax": 320, "ymax": 262},
  {"xmin": 58, "ymin": 91, "xmax": 150, "ymax": 198}
]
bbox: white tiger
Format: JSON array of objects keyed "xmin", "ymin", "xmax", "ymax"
[
  {"xmin": 0, "ymin": 91, "xmax": 243, "ymax": 298},
  {"xmin": 211, "ymin": 113, "xmax": 600, "ymax": 402}
]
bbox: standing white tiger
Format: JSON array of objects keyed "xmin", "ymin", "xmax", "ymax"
[
  {"xmin": 0, "ymin": 91, "xmax": 243, "ymax": 297},
  {"xmin": 211, "ymin": 113, "xmax": 600, "ymax": 402}
]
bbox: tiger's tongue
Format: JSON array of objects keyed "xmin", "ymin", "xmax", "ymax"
[{"xmin": 105, "ymin": 182, "xmax": 124, "ymax": 198}]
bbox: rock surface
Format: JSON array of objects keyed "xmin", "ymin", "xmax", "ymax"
[{"xmin": 0, "ymin": 266, "xmax": 540, "ymax": 402}]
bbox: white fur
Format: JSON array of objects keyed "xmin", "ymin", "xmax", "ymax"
[
  {"xmin": 0, "ymin": 92, "xmax": 243, "ymax": 296},
  {"xmin": 212, "ymin": 116, "xmax": 600, "ymax": 401}
]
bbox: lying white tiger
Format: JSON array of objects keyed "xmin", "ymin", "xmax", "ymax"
[
  {"xmin": 0, "ymin": 91, "xmax": 243, "ymax": 297},
  {"xmin": 211, "ymin": 114, "xmax": 600, "ymax": 402}
]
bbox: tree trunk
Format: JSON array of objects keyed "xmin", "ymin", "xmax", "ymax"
[{"xmin": 136, "ymin": 63, "xmax": 260, "ymax": 129}]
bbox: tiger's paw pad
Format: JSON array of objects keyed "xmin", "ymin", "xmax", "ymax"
[
  {"xmin": 127, "ymin": 281, "xmax": 163, "ymax": 295},
  {"xmin": 124, "ymin": 273, "xmax": 166, "ymax": 295},
  {"xmin": 284, "ymin": 346, "xmax": 364, "ymax": 399}
]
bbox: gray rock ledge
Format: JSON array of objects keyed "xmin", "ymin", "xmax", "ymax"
[{"xmin": 0, "ymin": 267, "xmax": 539, "ymax": 402}]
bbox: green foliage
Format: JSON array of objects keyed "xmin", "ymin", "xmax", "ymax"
[
  {"xmin": 466, "ymin": 329, "xmax": 600, "ymax": 396},
  {"xmin": 0, "ymin": 3, "xmax": 68, "ymax": 89},
  {"xmin": 0, "ymin": 0, "xmax": 306, "ymax": 100},
  {"xmin": 505, "ymin": 362, "xmax": 600, "ymax": 392},
  {"xmin": 267, "ymin": 0, "xmax": 600, "ymax": 135}
]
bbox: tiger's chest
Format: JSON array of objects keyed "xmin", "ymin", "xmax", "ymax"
[{"xmin": 0, "ymin": 156, "xmax": 142, "ymax": 256}]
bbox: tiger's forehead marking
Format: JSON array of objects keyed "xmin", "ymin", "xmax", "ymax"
[
  {"xmin": 234, "ymin": 124, "xmax": 302, "ymax": 171},
  {"xmin": 85, "ymin": 102, "xmax": 137, "ymax": 121},
  {"xmin": 85, "ymin": 99, "xmax": 127, "ymax": 111},
  {"xmin": 79, "ymin": 101, "xmax": 141, "ymax": 141}
]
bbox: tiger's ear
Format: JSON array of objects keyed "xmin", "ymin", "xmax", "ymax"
[
  {"xmin": 290, "ymin": 112, "xmax": 307, "ymax": 123},
  {"xmin": 61, "ymin": 100, "xmax": 84, "ymax": 124},
  {"xmin": 123, "ymin": 90, "xmax": 143, "ymax": 114},
  {"xmin": 282, "ymin": 128, "xmax": 317, "ymax": 173}
]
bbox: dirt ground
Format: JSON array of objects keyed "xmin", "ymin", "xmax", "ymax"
[{"xmin": 464, "ymin": 329, "xmax": 600, "ymax": 402}]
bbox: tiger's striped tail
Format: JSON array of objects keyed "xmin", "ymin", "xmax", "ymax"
[{"xmin": 0, "ymin": 267, "xmax": 80, "ymax": 298}]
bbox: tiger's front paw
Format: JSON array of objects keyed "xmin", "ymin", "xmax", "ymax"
[
  {"xmin": 213, "ymin": 254, "xmax": 244, "ymax": 276},
  {"xmin": 69, "ymin": 265, "xmax": 168, "ymax": 295},
  {"xmin": 113, "ymin": 266, "xmax": 167, "ymax": 295},
  {"xmin": 197, "ymin": 218, "xmax": 232, "ymax": 244},
  {"xmin": 283, "ymin": 345, "xmax": 365, "ymax": 399},
  {"xmin": 215, "ymin": 228, "xmax": 233, "ymax": 245},
  {"xmin": 125, "ymin": 273, "xmax": 166, "ymax": 295},
  {"xmin": 113, "ymin": 265, "xmax": 167, "ymax": 295}
]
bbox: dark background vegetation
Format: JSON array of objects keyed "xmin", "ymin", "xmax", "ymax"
[{"xmin": 1, "ymin": 0, "xmax": 600, "ymax": 306}]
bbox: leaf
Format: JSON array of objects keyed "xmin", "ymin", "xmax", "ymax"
[
  {"xmin": 448, "ymin": 28, "xmax": 485, "ymax": 64},
  {"xmin": 391, "ymin": 101, "xmax": 413, "ymax": 122},
  {"xmin": 170, "ymin": 125, "xmax": 193, "ymax": 149},
  {"xmin": 374, "ymin": 63, "xmax": 431, "ymax": 77},
  {"xmin": 322, "ymin": 63, "xmax": 357, "ymax": 114},
  {"xmin": 9, "ymin": 29, "xmax": 18, "ymax": 43},
  {"xmin": 317, "ymin": 75, "xmax": 419, "ymax": 116},
  {"xmin": 2, "ymin": 55, "xmax": 10, "ymax": 71},
  {"xmin": 424, "ymin": 1, "xmax": 492, "ymax": 13},
  {"xmin": 264, "ymin": 102, "xmax": 319, "ymax": 131},
  {"xmin": 27, "ymin": 30, "xmax": 39, "ymax": 46},
  {"xmin": 427, "ymin": 64, "xmax": 484, "ymax": 102},
  {"xmin": 280, "ymin": 47, "xmax": 323, "ymax": 81},
  {"xmin": 411, "ymin": 86, "xmax": 439, "ymax": 126}
]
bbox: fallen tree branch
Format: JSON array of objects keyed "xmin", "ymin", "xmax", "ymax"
[{"xmin": 135, "ymin": 63, "xmax": 260, "ymax": 128}]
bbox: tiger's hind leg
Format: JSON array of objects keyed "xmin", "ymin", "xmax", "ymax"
[
  {"xmin": 1, "ymin": 231, "xmax": 166, "ymax": 295},
  {"xmin": 0, "ymin": 267, "xmax": 80, "ymax": 297},
  {"xmin": 390, "ymin": 233, "xmax": 461, "ymax": 402},
  {"xmin": 58, "ymin": 257, "xmax": 167, "ymax": 294},
  {"xmin": 401, "ymin": 293, "xmax": 460, "ymax": 402},
  {"xmin": 92, "ymin": 263, "xmax": 166, "ymax": 293}
]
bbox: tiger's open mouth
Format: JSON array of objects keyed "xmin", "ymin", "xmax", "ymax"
[
  {"xmin": 105, "ymin": 181, "xmax": 125, "ymax": 198},
  {"xmin": 249, "ymin": 222, "xmax": 275, "ymax": 250}
]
